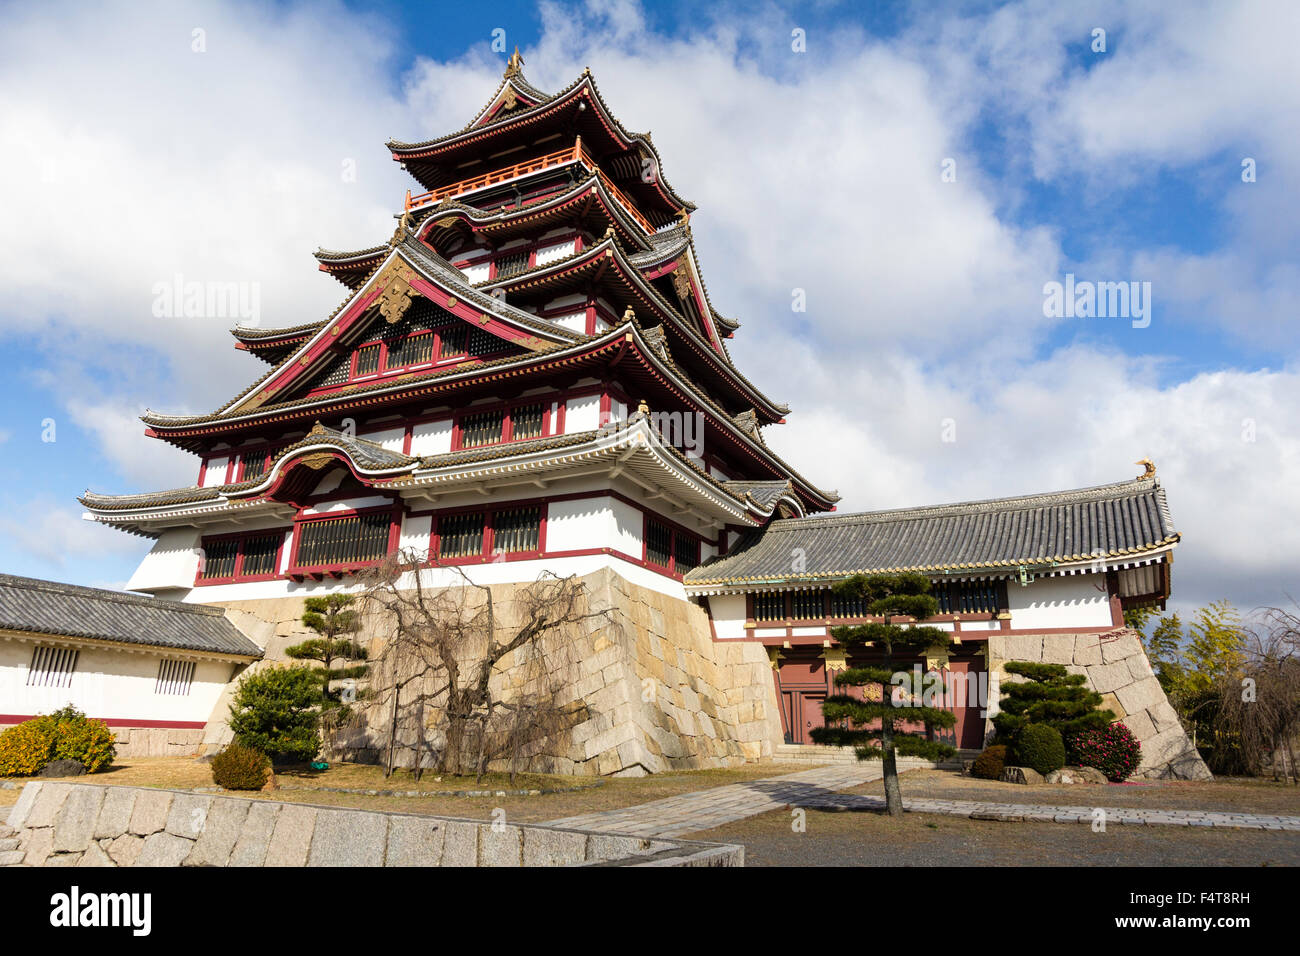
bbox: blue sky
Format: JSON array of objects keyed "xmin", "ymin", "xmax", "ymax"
[{"xmin": 0, "ymin": 0, "xmax": 1295, "ymax": 618}]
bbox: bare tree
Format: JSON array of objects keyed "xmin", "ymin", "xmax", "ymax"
[
  {"xmin": 355, "ymin": 548, "xmax": 611, "ymax": 781},
  {"xmin": 1212, "ymin": 606, "xmax": 1300, "ymax": 783}
]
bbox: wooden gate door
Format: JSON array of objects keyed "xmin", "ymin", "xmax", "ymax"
[
  {"xmin": 776, "ymin": 651, "xmax": 828, "ymax": 745},
  {"xmin": 944, "ymin": 659, "xmax": 988, "ymax": 750}
]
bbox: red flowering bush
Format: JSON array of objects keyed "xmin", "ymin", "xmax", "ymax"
[{"xmin": 1067, "ymin": 722, "xmax": 1142, "ymax": 782}]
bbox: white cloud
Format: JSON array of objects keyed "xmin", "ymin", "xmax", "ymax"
[
  {"xmin": 0, "ymin": 0, "xmax": 1294, "ymax": 616},
  {"xmin": 0, "ymin": 499, "xmax": 140, "ymax": 568}
]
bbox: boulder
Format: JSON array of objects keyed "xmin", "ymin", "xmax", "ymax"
[
  {"xmin": 1001, "ymin": 766, "xmax": 1044, "ymax": 786},
  {"xmin": 1045, "ymin": 766, "xmax": 1109, "ymax": 785},
  {"xmin": 39, "ymin": 760, "xmax": 85, "ymax": 778}
]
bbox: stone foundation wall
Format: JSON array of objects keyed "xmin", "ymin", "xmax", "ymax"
[
  {"xmin": 0, "ymin": 724, "xmax": 205, "ymax": 759},
  {"xmin": 4, "ymin": 782, "xmax": 742, "ymax": 867},
  {"xmin": 202, "ymin": 567, "xmax": 783, "ymax": 777},
  {"xmin": 986, "ymin": 628, "xmax": 1211, "ymax": 780}
]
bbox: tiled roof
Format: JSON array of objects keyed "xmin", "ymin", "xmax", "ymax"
[
  {"xmin": 723, "ymin": 480, "xmax": 796, "ymax": 509},
  {"xmin": 81, "ymin": 426, "xmax": 416, "ymax": 511},
  {"xmin": 0, "ymin": 574, "xmax": 263, "ymax": 658},
  {"xmin": 685, "ymin": 477, "xmax": 1179, "ymax": 587}
]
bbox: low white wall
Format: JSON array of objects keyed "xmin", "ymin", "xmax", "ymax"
[{"xmin": 0, "ymin": 638, "xmax": 234, "ymax": 727}]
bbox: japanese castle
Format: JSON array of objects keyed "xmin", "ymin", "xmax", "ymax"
[{"xmin": 24, "ymin": 54, "xmax": 1204, "ymax": 779}]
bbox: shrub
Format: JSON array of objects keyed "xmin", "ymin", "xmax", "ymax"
[
  {"xmin": 993, "ymin": 661, "xmax": 1113, "ymax": 739},
  {"xmin": 211, "ymin": 742, "xmax": 271, "ymax": 790},
  {"xmin": 1068, "ymin": 722, "xmax": 1142, "ymax": 782},
  {"xmin": 0, "ymin": 720, "xmax": 57, "ymax": 776},
  {"xmin": 228, "ymin": 666, "xmax": 322, "ymax": 763},
  {"xmin": 1013, "ymin": 723, "xmax": 1066, "ymax": 775},
  {"xmin": 0, "ymin": 706, "xmax": 116, "ymax": 776},
  {"xmin": 49, "ymin": 710, "xmax": 116, "ymax": 773},
  {"xmin": 970, "ymin": 744, "xmax": 1009, "ymax": 780}
]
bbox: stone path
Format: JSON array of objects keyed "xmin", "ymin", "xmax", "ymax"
[
  {"xmin": 547, "ymin": 758, "xmax": 936, "ymax": 837},
  {"xmin": 547, "ymin": 763, "xmax": 1300, "ymax": 837}
]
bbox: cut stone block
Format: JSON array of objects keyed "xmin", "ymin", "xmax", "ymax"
[
  {"xmin": 441, "ymin": 820, "xmax": 479, "ymax": 867},
  {"xmin": 165, "ymin": 793, "xmax": 213, "ymax": 840},
  {"xmin": 229, "ymin": 802, "xmax": 279, "ymax": 867},
  {"xmin": 52, "ymin": 786, "xmax": 105, "ymax": 853},
  {"xmin": 386, "ymin": 815, "xmax": 445, "ymax": 867},
  {"xmin": 94, "ymin": 787, "xmax": 137, "ymax": 840},
  {"xmin": 1116, "ymin": 677, "xmax": 1164, "ymax": 716},
  {"xmin": 5, "ymin": 782, "xmax": 43, "ymax": 830},
  {"xmin": 265, "ymin": 805, "xmax": 316, "ymax": 867},
  {"xmin": 308, "ymin": 809, "xmax": 387, "ymax": 867},
  {"xmin": 477, "ymin": 824, "xmax": 522, "ymax": 867},
  {"xmin": 522, "ymin": 827, "xmax": 587, "ymax": 867},
  {"xmin": 137, "ymin": 831, "xmax": 195, "ymax": 867},
  {"xmin": 25, "ymin": 783, "xmax": 70, "ymax": 829},
  {"xmin": 128, "ymin": 790, "xmax": 173, "ymax": 836},
  {"xmin": 106, "ymin": 833, "xmax": 144, "ymax": 867},
  {"xmin": 186, "ymin": 798, "xmax": 250, "ymax": 867}
]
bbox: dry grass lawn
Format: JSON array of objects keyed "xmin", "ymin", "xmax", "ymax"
[{"xmin": 2, "ymin": 757, "xmax": 816, "ymax": 823}]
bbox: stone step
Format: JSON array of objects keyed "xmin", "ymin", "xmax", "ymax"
[{"xmin": 0, "ymin": 838, "xmax": 19, "ymax": 852}]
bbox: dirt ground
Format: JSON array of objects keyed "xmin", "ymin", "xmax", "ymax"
[
  {"xmin": 846, "ymin": 769, "xmax": 1300, "ymax": 815},
  {"xmin": 685, "ymin": 806, "xmax": 1300, "ymax": 867}
]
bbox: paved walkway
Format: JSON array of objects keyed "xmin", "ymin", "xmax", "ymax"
[
  {"xmin": 547, "ymin": 759, "xmax": 933, "ymax": 837},
  {"xmin": 546, "ymin": 763, "xmax": 1300, "ymax": 837}
]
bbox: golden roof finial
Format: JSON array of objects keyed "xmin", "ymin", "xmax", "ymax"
[
  {"xmin": 637, "ymin": 399, "xmax": 649, "ymax": 416},
  {"xmin": 623, "ymin": 305, "xmax": 636, "ymax": 323},
  {"xmin": 675, "ymin": 208, "xmax": 691, "ymax": 229},
  {"xmin": 1136, "ymin": 458, "xmax": 1156, "ymax": 479},
  {"xmin": 505, "ymin": 46, "xmax": 524, "ymax": 78}
]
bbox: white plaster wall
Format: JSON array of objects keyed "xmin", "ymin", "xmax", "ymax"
[
  {"xmin": 550, "ymin": 311, "xmax": 587, "ymax": 333},
  {"xmin": 461, "ymin": 262, "xmax": 490, "ymax": 285},
  {"xmin": 409, "ymin": 419, "xmax": 453, "ymax": 456},
  {"xmin": 302, "ymin": 496, "xmax": 391, "ymax": 516},
  {"xmin": 0, "ymin": 639, "xmax": 233, "ymax": 725},
  {"xmin": 609, "ymin": 496, "xmax": 644, "ymax": 556},
  {"xmin": 545, "ymin": 497, "xmax": 614, "ymax": 554},
  {"xmin": 709, "ymin": 593, "xmax": 748, "ymax": 640},
  {"xmin": 127, "ymin": 528, "xmax": 203, "ymax": 593},
  {"xmin": 358, "ymin": 426, "xmax": 406, "ymax": 453},
  {"xmin": 534, "ymin": 239, "xmax": 576, "ymax": 266},
  {"xmin": 200, "ymin": 457, "xmax": 229, "ymax": 487},
  {"xmin": 1008, "ymin": 572, "xmax": 1113, "ymax": 629},
  {"xmin": 399, "ymin": 513, "xmax": 433, "ymax": 554},
  {"xmin": 565, "ymin": 394, "xmax": 602, "ymax": 433}
]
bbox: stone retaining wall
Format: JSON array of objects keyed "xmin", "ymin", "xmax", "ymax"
[
  {"xmin": 204, "ymin": 567, "xmax": 783, "ymax": 777},
  {"xmin": 3, "ymin": 782, "xmax": 742, "ymax": 867},
  {"xmin": 986, "ymin": 629, "xmax": 1211, "ymax": 780}
]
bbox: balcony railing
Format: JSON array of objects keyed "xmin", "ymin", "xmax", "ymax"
[{"xmin": 404, "ymin": 140, "xmax": 657, "ymax": 235}]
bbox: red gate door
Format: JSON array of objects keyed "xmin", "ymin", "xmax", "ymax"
[
  {"xmin": 944, "ymin": 659, "xmax": 988, "ymax": 749},
  {"xmin": 777, "ymin": 652, "xmax": 828, "ymax": 745}
]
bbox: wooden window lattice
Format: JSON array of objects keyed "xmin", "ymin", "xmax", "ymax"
[
  {"xmin": 26, "ymin": 645, "xmax": 78, "ymax": 688},
  {"xmin": 295, "ymin": 512, "xmax": 391, "ymax": 567},
  {"xmin": 439, "ymin": 511, "xmax": 486, "ymax": 558},
  {"xmin": 492, "ymin": 506, "xmax": 541, "ymax": 554},
  {"xmin": 155, "ymin": 659, "xmax": 196, "ymax": 696}
]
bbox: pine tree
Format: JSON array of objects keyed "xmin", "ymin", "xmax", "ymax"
[
  {"xmin": 286, "ymin": 594, "xmax": 368, "ymax": 756},
  {"xmin": 810, "ymin": 572, "xmax": 956, "ymax": 816},
  {"xmin": 991, "ymin": 661, "xmax": 1113, "ymax": 740}
]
